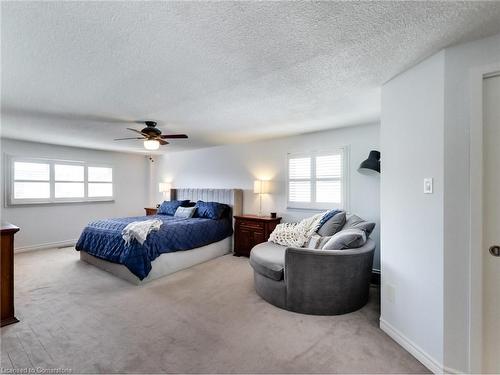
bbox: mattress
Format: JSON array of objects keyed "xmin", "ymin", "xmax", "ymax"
[{"xmin": 75, "ymin": 214, "xmax": 233, "ymax": 279}]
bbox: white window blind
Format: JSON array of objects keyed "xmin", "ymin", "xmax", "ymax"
[
  {"xmin": 13, "ymin": 162, "xmax": 50, "ymax": 200},
  {"xmin": 88, "ymin": 166, "xmax": 113, "ymax": 198},
  {"xmin": 287, "ymin": 149, "xmax": 347, "ymax": 210},
  {"xmin": 8, "ymin": 157, "xmax": 114, "ymax": 205},
  {"xmin": 315, "ymin": 154, "xmax": 342, "ymax": 203},
  {"xmin": 288, "ymin": 157, "xmax": 311, "ymax": 203},
  {"xmin": 54, "ymin": 164, "xmax": 85, "ymax": 199}
]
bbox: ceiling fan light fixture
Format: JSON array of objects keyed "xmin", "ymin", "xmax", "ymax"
[
  {"xmin": 144, "ymin": 139, "xmax": 160, "ymax": 150},
  {"xmin": 114, "ymin": 121, "xmax": 188, "ymax": 148}
]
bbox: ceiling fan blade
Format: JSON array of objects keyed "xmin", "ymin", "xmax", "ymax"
[
  {"xmin": 127, "ymin": 128, "xmax": 148, "ymax": 136},
  {"xmin": 114, "ymin": 137, "xmax": 145, "ymax": 141},
  {"xmin": 160, "ymin": 134, "xmax": 188, "ymax": 139},
  {"xmin": 158, "ymin": 139, "xmax": 169, "ymax": 145}
]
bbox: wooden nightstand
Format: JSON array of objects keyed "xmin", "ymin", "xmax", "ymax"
[
  {"xmin": 234, "ymin": 215, "xmax": 282, "ymax": 257},
  {"xmin": 144, "ymin": 207, "xmax": 158, "ymax": 216}
]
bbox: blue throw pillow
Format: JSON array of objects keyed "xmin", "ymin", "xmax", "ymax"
[
  {"xmin": 195, "ymin": 201, "xmax": 228, "ymax": 220},
  {"xmin": 157, "ymin": 200, "xmax": 190, "ymax": 216},
  {"xmin": 318, "ymin": 209, "xmax": 342, "ymax": 229}
]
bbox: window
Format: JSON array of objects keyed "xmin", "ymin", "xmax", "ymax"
[
  {"xmin": 54, "ymin": 164, "xmax": 84, "ymax": 198},
  {"xmin": 9, "ymin": 157, "xmax": 113, "ymax": 204},
  {"xmin": 13, "ymin": 162, "xmax": 50, "ymax": 200},
  {"xmin": 287, "ymin": 148, "xmax": 347, "ymax": 210},
  {"xmin": 88, "ymin": 166, "xmax": 113, "ymax": 198}
]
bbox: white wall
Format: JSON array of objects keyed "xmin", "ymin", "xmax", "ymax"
[
  {"xmin": 380, "ymin": 32, "xmax": 500, "ymax": 374},
  {"xmin": 0, "ymin": 138, "xmax": 149, "ymax": 250},
  {"xmin": 154, "ymin": 123, "xmax": 381, "ymax": 269},
  {"xmin": 442, "ymin": 32, "xmax": 500, "ymax": 373},
  {"xmin": 380, "ymin": 52, "xmax": 445, "ymax": 370}
]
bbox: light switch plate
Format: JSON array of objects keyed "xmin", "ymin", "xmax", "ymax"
[{"xmin": 424, "ymin": 178, "xmax": 433, "ymax": 194}]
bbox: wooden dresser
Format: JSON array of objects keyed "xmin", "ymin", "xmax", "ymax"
[
  {"xmin": 234, "ymin": 215, "xmax": 281, "ymax": 257},
  {"xmin": 1, "ymin": 222, "xmax": 20, "ymax": 327}
]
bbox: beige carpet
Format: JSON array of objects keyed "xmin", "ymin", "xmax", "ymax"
[{"xmin": 1, "ymin": 248, "xmax": 429, "ymax": 374}]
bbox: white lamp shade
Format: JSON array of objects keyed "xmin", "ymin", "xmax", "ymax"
[
  {"xmin": 144, "ymin": 139, "xmax": 160, "ymax": 150},
  {"xmin": 253, "ymin": 180, "xmax": 268, "ymax": 194},
  {"xmin": 159, "ymin": 182, "xmax": 171, "ymax": 193},
  {"xmin": 253, "ymin": 180, "xmax": 262, "ymax": 194}
]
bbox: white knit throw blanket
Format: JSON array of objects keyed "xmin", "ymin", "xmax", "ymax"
[
  {"xmin": 122, "ymin": 219, "xmax": 162, "ymax": 245},
  {"xmin": 268, "ymin": 211, "xmax": 327, "ymax": 248}
]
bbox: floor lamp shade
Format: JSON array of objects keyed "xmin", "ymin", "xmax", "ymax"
[{"xmin": 359, "ymin": 150, "xmax": 381, "ymax": 173}]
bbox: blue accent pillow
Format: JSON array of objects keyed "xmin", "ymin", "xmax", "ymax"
[
  {"xmin": 194, "ymin": 201, "xmax": 228, "ymax": 220},
  {"xmin": 157, "ymin": 200, "xmax": 190, "ymax": 216},
  {"xmin": 318, "ymin": 209, "xmax": 342, "ymax": 229}
]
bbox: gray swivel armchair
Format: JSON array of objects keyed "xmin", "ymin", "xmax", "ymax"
[{"xmin": 250, "ymin": 239, "xmax": 375, "ymax": 315}]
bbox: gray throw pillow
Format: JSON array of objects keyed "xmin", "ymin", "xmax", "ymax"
[
  {"xmin": 174, "ymin": 206, "xmax": 196, "ymax": 219},
  {"xmin": 322, "ymin": 228, "xmax": 367, "ymax": 250},
  {"xmin": 343, "ymin": 215, "xmax": 376, "ymax": 237},
  {"xmin": 317, "ymin": 211, "xmax": 346, "ymax": 236}
]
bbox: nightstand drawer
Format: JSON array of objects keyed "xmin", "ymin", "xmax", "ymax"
[{"xmin": 238, "ymin": 220, "xmax": 264, "ymax": 230}]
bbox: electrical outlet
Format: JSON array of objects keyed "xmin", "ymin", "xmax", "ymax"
[
  {"xmin": 386, "ymin": 284, "xmax": 395, "ymax": 303},
  {"xmin": 424, "ymin": 178, "xmax": 433, "ymax": 194}
]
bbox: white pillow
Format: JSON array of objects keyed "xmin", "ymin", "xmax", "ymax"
[{"xmin": 174, "ymin": 206, "xmax": 196, "ymax": 218}]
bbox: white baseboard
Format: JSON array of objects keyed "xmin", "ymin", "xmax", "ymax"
[
  {"xmin": 15, "ymin": 239, "xmax": 77, "ymax": 253},
  {"xmin": 380, "ymin": 318, "xmax": 444, "ymax": 374}
]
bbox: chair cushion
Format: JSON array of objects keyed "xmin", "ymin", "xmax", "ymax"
[
  {"xmin": 343, "ymin": 215, "xmax": 375, "ymax": 236},
  {"xmin": 317, "ymin": 211, "xmax": 346, "ymax": 236},
  {"xmin": 322, "ymin": 228, "xmax": 367, "ymax": 250},
  {"xmin": 249, "ymin": 242, "xmax": 286, "ymax": 281},
  {"xmin": 317, "ymin": 209, "xmax": 341, "ymax": 228}
]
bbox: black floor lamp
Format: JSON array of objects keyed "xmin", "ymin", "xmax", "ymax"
[{"xmin": 358, "ymin": 150, "xmax": 380, "ymax": 174}]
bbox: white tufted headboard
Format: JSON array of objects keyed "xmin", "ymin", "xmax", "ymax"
[{"xmin": 170, "ymin": 188, "xmax": 243, "ymax": 217}]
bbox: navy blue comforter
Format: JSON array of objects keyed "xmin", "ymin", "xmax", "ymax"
[{"xmin": 75, "ymin": 215, "xmax": 232, "ymax": 280}]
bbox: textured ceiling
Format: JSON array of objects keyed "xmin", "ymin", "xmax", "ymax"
[{"xmin": 2, "ymin": 1, "xmax": 500, "ymax": 153}]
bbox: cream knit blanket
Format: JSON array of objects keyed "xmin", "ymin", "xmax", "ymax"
[
  {"xmin": 268, "ymin": 211, "xmax": 327, "ymax": 248},
  {"xmin": 122, "ymin": 219, "xmax": 162, "ymax": 245}
]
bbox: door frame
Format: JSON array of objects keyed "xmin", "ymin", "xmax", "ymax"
[{"xmin": 469, "ymin": 63, "xmax": 500, "ymax": 373}]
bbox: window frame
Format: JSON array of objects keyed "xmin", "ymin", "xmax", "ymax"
[
  {"xmin": 7, "ymin": 156, "xmax": 114, "ymax": 205},
  {"xmin": 286, "ymin": 147, "xmax": 349, "ymax": 211}
]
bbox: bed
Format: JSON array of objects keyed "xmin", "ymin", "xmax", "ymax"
[{"xmin": 77, "ymin": 188, "xmax": 243, "ymax": 284}]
